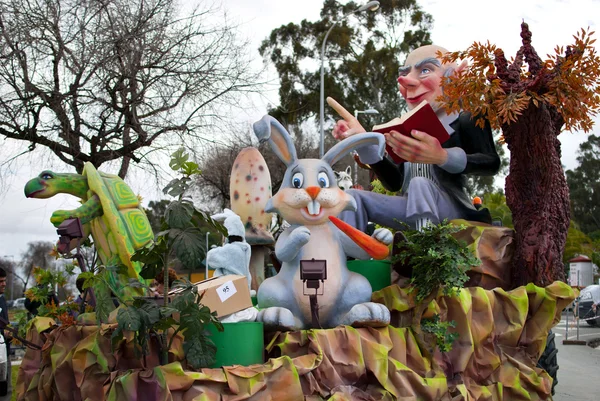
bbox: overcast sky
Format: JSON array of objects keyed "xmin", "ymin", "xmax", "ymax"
[{"xmin": 0, "ymin": 0, "xmax": 598, "ymax": 261}]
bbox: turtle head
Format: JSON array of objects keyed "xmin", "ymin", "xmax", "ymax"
[{"xmin": 25, "ymin": 170, "xmax": 88, "ymax": 199}]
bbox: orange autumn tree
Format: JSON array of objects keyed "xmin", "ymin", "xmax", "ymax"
[{"xmin": 440, "ymin": 23, "xmax": 600, "ymax": 287}]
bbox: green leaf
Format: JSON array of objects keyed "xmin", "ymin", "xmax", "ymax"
[
  {"xmin": 153, "ymin": 316, "xmax": 179, "ymax": 331},
  {"xmin": 192, "ymin": 209, "xmax": 228, "ymax": 237},
  {"xmin": 163, "ymin": 178, "xmax": 187, "ymax": 198},
  {"xmin": 170, "ymin": 278, "xmax": 193, "ymax": 292},
  {"xmin": 65, "ymin": 264, "xmax": 76, "ymax": 275},
  {"xmin": 106, "ymin": 264, "xmax": 129, "ymax": 276},
  {"xmin": 111, "ymin": 327, "xmax": 124, "ymax": 351},
  {"xmin": 169, "ymin": 148, "xmax": 189, "ymax": 171},
  {"xmin": 131, "ymin": 241, "xmax": 165, "ymax": 265},
  {"xmin": 93, "ymin": 278, "xmax": 116, "ymax": 323},
  {"xmin": 181, "ymin": 161, "xmax": 201, "ymax": 176},
  {"xmin": 128, "ymin": 278, "xmax": 147, "ymax": 289},
  {"xmin": 117, "ymin": 307, "xmax": 142, "ymax": 331},
  {"xmin": 184, "ymin": 335, "xmax": 217, "ymax": 369},
  {"xmin": 169, "ymin": 227, "xmax": 205, "ymax": 268},
  {"xmin": 132, "ymin": 240, "xmax": 167, "ymax": 280},
  {"xmin": 139, "ymin": 264, "xmax": 162, "ymax": 280},
  {"xmin": 165, "ymin": 200, "xmax": 195, "ymax": 229},
  {"xmin": 159, "ymin": 306, "xmax": 180, "ymax": 318},
  {"xmin": 132, "ymin": 299, "xmax": 161, "ymax": 326}
]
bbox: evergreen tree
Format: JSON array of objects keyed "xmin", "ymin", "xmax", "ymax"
[
  {"xmin": 566, "ymin": 135, "xmax": 600, "ymax": 236},
  {"xmin": 260, "ymin": 0, "xmax": 433, "ymax": 129}
]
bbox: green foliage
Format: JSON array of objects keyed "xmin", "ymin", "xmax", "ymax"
[
  {"xmin": 566, "ymin": 134, "xmax": 600, "ymax": 235},
  {"xmin": 13, "ymin": 309, "xmax": 30, "ymax": 341},
  {"xmin": 133, "ymin": 148, "xmax": 227, "ymax": 279},
  {"xmin": 394, "ymin": 221, "xmax": 480, "ymax": 303},
  {"xmin": 78, "ymin": 264, "xmax": 127, "ymax": 323},
  {"xmin": 466, "ymin": 137, "xmax": 508, "ymax": 197},
  {"xmin": 145, "ymin": 200, "xmax": 170, "ymax": 234},
  {"xmin": 24, "ymin": 266, "xmax": 78, "ymax": 324},
  {"xmin": 563, "ymin": 220, "xmax": 600, "ymax": 265},
  {"xmin": 422, "ymin": 314, "xmax": 459, "ymax": 353},
  {"xmin": 111, "ymin": 278, "xmax": 222, "ymax": 369},
  {"xmin": 481, "ymin": 192, "xmax": 513, "ymax": 228},
  {"xmin": 127, "ymin": 148, "xmax": 225, "ymax": 367},
  {"xmin": 370, "ymin": 178, "xmax": 401, "ymax": 196}
]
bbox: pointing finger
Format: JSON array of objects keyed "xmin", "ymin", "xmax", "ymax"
[{"xmin": 326, "ymin": 97, "xmax": 354, "ymax": 122}]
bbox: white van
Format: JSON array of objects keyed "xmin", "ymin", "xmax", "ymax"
[{"xmin": 12, "ymin": 297, "xmax": 26, "ymax": 310}]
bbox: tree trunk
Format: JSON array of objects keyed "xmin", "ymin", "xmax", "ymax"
[
  {"xmin": 504, "ymin": 103, "xmax": 569, "ymax": 287},
  {"xmin": 249, "ymin": 246, "xmax": 267, "ymax": 291}
]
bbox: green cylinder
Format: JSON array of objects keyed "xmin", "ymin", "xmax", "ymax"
[
  {"xmin": 207, "ymin": 321, "xmax": 264, "ymax": 368},
  {"xmin": 347, "ymin": 260, "xmax": 392, "ymax": 292}
]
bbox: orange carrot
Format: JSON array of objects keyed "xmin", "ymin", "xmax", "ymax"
[{"xmin": 329, "ymin": 216, "xmax": 389, "ymax": 260}]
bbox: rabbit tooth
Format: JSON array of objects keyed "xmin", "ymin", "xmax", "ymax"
[{"xmin": 307, "ymin": 200, "xmax": 321, "ymax": 216}]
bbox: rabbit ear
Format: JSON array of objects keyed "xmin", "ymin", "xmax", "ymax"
[
  {"xmin": 323, "ymin": 133, "xmax": 385, "ymax": 167},
  {"xmin": 253, "ymin": 115, "xmax": 297, "ymax": 166}
]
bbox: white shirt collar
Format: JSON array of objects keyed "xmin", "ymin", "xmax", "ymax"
[{"xmin": 436, "ymin": 111, "xmax": 460, "ymax": 135}]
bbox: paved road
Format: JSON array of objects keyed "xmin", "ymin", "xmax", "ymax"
[{"xmin": 551, "ymin": 313, "xmax": 600, "ymax": 401}]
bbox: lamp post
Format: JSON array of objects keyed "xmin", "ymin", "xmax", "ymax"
[
  {"xmin": 2, "ymin": 255, "xmax": 14, "ymax": 300},
  {"xmin": 319, "ymin": 1, "xmax": 380, "ymax": 158},
  {"xmin": 205, "ymin": 232, "xmax": 210, "ymax": 279},
  {"xmin": 352, "ymin": 108, "xmax": 380, "ymax": 184}
]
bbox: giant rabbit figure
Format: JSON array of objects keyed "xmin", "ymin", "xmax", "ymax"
[{"xmin": 253, "ymin": 115, "xmax": 392, "ymax": 330}]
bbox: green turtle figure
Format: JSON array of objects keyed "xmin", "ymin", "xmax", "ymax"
[{"xmin": 25, "ymin": 162, "xmax": 154, "ymax": 297}]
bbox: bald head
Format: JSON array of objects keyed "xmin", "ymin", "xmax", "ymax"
[
  {"xmin": 405, "ymin": 45, "xmax": 450, "ymax": 67},
  {"xmin": 397, "ymin": 44, "xmax": 457, "ymax": 112},
  {"xmin": 401, "ymin": 45, "xmax": 457, "ymax": 77}
]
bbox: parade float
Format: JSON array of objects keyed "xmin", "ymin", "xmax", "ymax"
[{"xmin": 14, "ymin": 23, "xmax": 600, "ymax": 400}]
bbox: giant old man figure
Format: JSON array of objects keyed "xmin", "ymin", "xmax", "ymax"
[{"xmin": 329, "ymin": 45, "xmax": 500, "ymax": 231}]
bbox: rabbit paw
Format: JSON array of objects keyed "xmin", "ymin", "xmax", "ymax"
[
  {"xmin": 258, "ymin": 307, "xmax": 302, "ymax": 331},
  {"xmin": 340, "ymin": 302, "xmax": 390, "ymax": 328},
  {"xmin": 290, "ymin": 226, "xmax": 311, "ymax": 245},
  {"xmin": 372, "ymin": 228, "xmax": 393, "ymax": 245}
]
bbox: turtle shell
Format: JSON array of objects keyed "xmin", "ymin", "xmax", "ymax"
[{"xmin": 83, "ymin": 163, "xmax": 153, "ymax": 292}]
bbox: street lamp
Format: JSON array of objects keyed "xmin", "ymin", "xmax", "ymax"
[
  {"xmin": 205, "ymin": 232, "xmax": 210, "ymax": 279},
  {"xmin": 319, "ymin": 1, "xmax": 380, "ymax": 157},
  {"xmin": 352, "ymin": 108, "xmax": 380, "ymax": 183}
]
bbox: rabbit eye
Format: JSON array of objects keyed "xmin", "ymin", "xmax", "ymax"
[
  {"xmin": 317, "ymin": 172, "xmax": 330, "ymax": 188},
  {"xmin": 292, "ymin": 172, "xmax": 304, "ymax": 188}
]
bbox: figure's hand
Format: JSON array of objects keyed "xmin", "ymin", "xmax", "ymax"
[
  {"xmin": 290, "ymin": 226, "xmax": 311, "ymax": 247},
  {"xmin": 385, "ymin": 129, "xmax": 448, "ymax": 165},
  {"xmin": 211, "ymin": 208, "xmax": 245, "ymax": 238},
  {"xmin": 332, "ymin": 120, "xmax": 352, "ymax": 140},
  {"xmin": 372, "ymin": 228, "xmax": 392, "ymax": 245},
  {"xmin": 327, "ymin": 97, "xmax": 366, "ymax": 139}
]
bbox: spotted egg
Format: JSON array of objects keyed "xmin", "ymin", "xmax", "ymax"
[{"xmin": 229, "ymin": 147, "xmax": 274, "ymax": 245}]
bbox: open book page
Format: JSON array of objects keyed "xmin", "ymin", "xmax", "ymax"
[
  {"xmin": 372, "ymin": 100, "xmax": 429, "ymax": 132},
  {"xmin": 371, "ymin": 100, "xmax": 450, "ymax": 163}
]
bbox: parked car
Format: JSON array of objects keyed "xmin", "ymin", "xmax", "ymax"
[
  {"xmin": 12, "ymin": 297, "xmax": 26, "ymax": 310},
  {"xmin": 577, "ymin": 285, "xmax": 600, "ymax": 326}
]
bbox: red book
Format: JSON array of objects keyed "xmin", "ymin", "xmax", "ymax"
[{"xmin": 372, "ymin": 100, "xmax": 450, "ymax": 163}]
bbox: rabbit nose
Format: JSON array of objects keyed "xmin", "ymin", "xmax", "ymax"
[{"xmin": 305, "ymin": 186, "xmax": 320, "ymax": 199}]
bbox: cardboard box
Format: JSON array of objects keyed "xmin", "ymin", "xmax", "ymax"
[{"xmin": 169, "ymin": 274, "xmax": 252, "ymax": 317}]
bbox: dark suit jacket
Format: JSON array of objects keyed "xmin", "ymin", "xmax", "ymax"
[{"xmin": 370, "ymin": 112, "xmax": 500, "ymax": 223}]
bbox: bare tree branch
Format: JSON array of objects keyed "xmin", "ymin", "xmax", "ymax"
[{"xmin": 0, "ymin": 0, "xmax": 264, "ymax": 177}]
